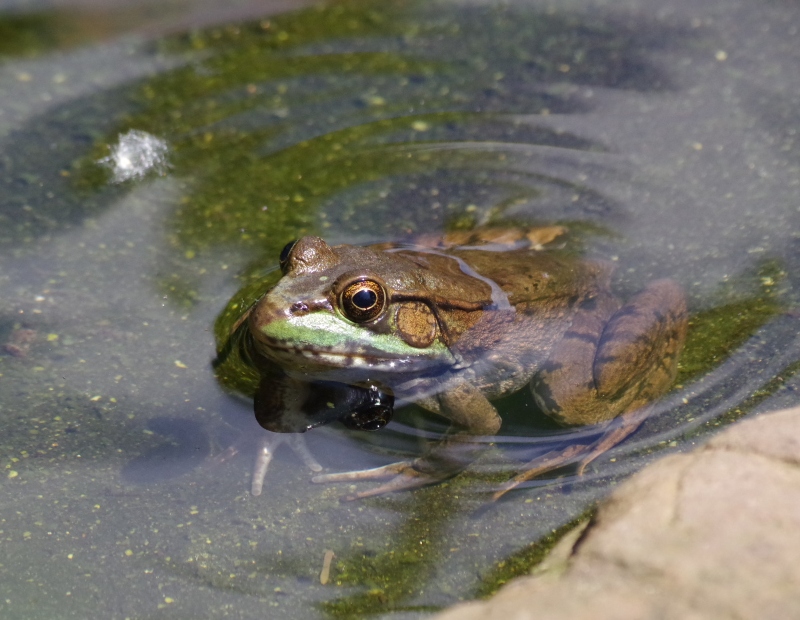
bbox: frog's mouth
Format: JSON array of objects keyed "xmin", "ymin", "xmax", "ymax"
[
  {"xmin": 253, "ymin": 312, "xmax": 454, "ymax": 372},
  {"xmin": 256, "ymin": 339, "xmax": 446, "ymax": 373}
]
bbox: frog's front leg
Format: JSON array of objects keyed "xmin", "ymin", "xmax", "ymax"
[
  {"xmin": 312, "ymin": 381, "xmax": 501, "ymax": 500},
  {"xmin": 495, "ymin": 279, "xmax": 687, "ymax": 500}
]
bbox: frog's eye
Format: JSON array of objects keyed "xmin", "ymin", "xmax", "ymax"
[
  {"xmin": 278, "ymin": 240, "xmax": 298, "ymax": 274},
  {"xmin": 340, "ymin": 279, "xmax": 387, "ymax": 323}
]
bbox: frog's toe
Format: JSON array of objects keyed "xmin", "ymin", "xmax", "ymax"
[
  {"xmin": 312, "ymin": 460, "xmax": 414, "ymax": 484},
  {"xmin": 342, "ymin": 471, "xmax": 441, "ymax": 500},
  {"xmin": 251, "ymin": 433, "xmax": 322, "ymax": 496},
  {"xmin": 286, "ymin": 434, "xmax": 323, "ymax": 473},
  {"xmin": 490, "ymin": 444, "xmax": 587, "ymax": 502},
  {"xmin": 312, "ymin": 461, "xmax": 446, "ymax": 500},
  {"xmin": 251, "ymin": 434, "xmax": 286, "ymax": 496}
]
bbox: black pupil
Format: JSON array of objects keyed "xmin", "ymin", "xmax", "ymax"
[{"xmin": 352, "ymin": 288, "xmax": 377, "ymax": 309}]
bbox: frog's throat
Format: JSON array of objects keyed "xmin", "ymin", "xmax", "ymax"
[{"xmin": 255, "ymin": 311, "xmax": 454, "ymax": 370}]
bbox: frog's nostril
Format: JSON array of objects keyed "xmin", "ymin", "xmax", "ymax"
[{"xmin": 290, "ymin": 301, "xmax": 309, "ymax": 314}]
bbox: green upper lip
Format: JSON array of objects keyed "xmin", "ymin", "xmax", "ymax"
[{"xmin": 253, "ymin": 311, "xmax": 454, "ymax": 372}]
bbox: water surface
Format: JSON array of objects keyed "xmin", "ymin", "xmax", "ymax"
[{"xmin": 1, "ymin": 0, "xmax": 799, "ymax": 618}]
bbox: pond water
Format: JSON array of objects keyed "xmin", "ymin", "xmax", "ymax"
[{"xmin": 1, "ymin": 0, "xmax": 799, "ymax": 618}]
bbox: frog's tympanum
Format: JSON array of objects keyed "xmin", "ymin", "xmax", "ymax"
[{"xmin": 233, "ymin": 229, "xmax": 687, "ymax": 500}]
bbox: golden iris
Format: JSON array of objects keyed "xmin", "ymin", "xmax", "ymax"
[{"xmin": 340, "ymin": 279, "xmax": 386, "ymax": 322}]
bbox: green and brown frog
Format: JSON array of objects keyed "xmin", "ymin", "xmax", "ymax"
[{"xmin": 224, "ymin": 227, "xmax": 687, "ymax": 500}]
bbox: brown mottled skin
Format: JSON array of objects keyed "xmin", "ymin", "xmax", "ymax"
[{"xmin": 243, "ymin": 232, "xmax": 688, "ymax": 498}]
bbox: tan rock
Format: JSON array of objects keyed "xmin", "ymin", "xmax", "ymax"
[{"xmin": 436, "ymin": 407, "xmax": 800, "ymax": 620}]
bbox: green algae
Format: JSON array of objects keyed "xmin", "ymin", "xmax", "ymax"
[
  {"xmin": 677, "ymin": 260, "xmax": 785, "ymax": 386},
  {"xmin": 0, "ymin": 10, "xmax": 118, "ymax": 58},
  {"xmin": 319, "ymin": 480, "xmax": 469, "ymax": 619},
  {"xmin": 4, "ymin": 2, "xmax": 792, "ymax": 618},
  {"xmin": 64, "ymin": 0, "xmax": 679, "ymax": 309},
  {"xmin": 472, "ymin": 508, "xmax": 594, "ymax": 599}
]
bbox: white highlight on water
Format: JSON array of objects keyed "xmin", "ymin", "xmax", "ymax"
[{"xmin": 99, "ymin": 129, "xmax": 170, "ymax": 183}]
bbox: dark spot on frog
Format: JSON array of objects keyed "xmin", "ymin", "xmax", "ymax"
[
  {"xmin": 607, "ymin": 305, "xmax": 639, "ymax": 320},
  {"xmin": 563, "ymin": 330, "xmax": 598, "ymax": 344},
  {"xmin": 540, "ymin": 359, "xmax": 564, "ymax": 374}
]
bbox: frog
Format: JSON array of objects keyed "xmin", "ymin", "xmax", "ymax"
[{"xmin": 230, "ymin": 228, "xmax": 687, "ymax": 500}]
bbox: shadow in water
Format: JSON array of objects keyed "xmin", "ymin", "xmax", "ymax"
[{"xmin": 121, "ymin": 417, "xmax": 211, "ymax": 484}]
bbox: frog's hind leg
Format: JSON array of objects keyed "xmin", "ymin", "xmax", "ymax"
[
  {"xmin": 490, "ymin": 406, "xmax": 649, "ymax": 501},
  {"xmin": 493, "ymin": 279, "xmax": 687, "ymax": 501}
]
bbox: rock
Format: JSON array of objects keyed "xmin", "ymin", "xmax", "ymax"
[{"xmin": 435, "ymin": 407, "xmax": 800, "ymax": 620}]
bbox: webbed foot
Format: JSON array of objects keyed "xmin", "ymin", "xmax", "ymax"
[
  {"xmin": 491, "ymin": 406, "xmax": 649, "ymax": 501},
  {"xmin": 312, "ymin": 460, "xmax": 451, "ymax": 500}
]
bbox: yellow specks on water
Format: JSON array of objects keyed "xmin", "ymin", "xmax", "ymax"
[
  {"xmin": 411, "ymin": 120, "xmax": 430, "ymax": 132},
  {"xmin": 46, "ymin": 333, "xmax": 59, "ymax": 342},
  {"xmin": 692, "ymin": 142, "xmax": 703, "ymax": 151},
  {"xmin": 17, "ymin": 72, "xmax": 32, "ymax": 82},
  {"xmin": 23, "ymin": 531, "xmax": 32, "ymax": 539},
  {"xmin": 164, "ymin": 597, "xmax": 175, "ymax": 604},
  {"xmin": 90, "ymin": 395, "xmax": 101, "ymax": 402},
  {"xmin": 185, "ymin": 250, "xmax": 196, "ymax": 259},
  {"xmin": 125, "ymin": 549, "xmax": 133, "ymax": 557},
  {"xmin": 557, "ymin": 63, "xmax": 570, "ymax": 72},
  {"xmin": 715, "ymin": 50, "xmax": 728, "ymax": 61},
  {"xmin": 174, "ymin": 360, "xmax": 188, "ymax": 369},
  {"xmin": 7, "ymin": 471, "xmax": 18, "ymax": 479},
  {"xmin": 67, "ymin": 554, "xmax": 73, "ymax": 560},
  {"xmin": 365, "ymin": 95, "xmax": 386, "ymax": 106}
]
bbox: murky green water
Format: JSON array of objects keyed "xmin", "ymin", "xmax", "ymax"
[{"xmin": 1, "ymin": 0, "xmax": 799, "ymax": 618}]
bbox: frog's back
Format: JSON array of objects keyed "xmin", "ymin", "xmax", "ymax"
[
  {"xmin": 430, "ymin": 247, "xmax": 614, "ymax": 398},
  {"xmin": 449, "ymin": 247, "xmax": 612, "ymax": 311}
]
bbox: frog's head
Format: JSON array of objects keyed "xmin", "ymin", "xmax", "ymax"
[{"xmin": 247, "ymin": 236, "xmax": 492, "ymax": 382}]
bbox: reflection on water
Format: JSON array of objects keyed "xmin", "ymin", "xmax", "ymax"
[{"xmin": 1, "ymin": 0, "xmax": 800, "ymax": 618}]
